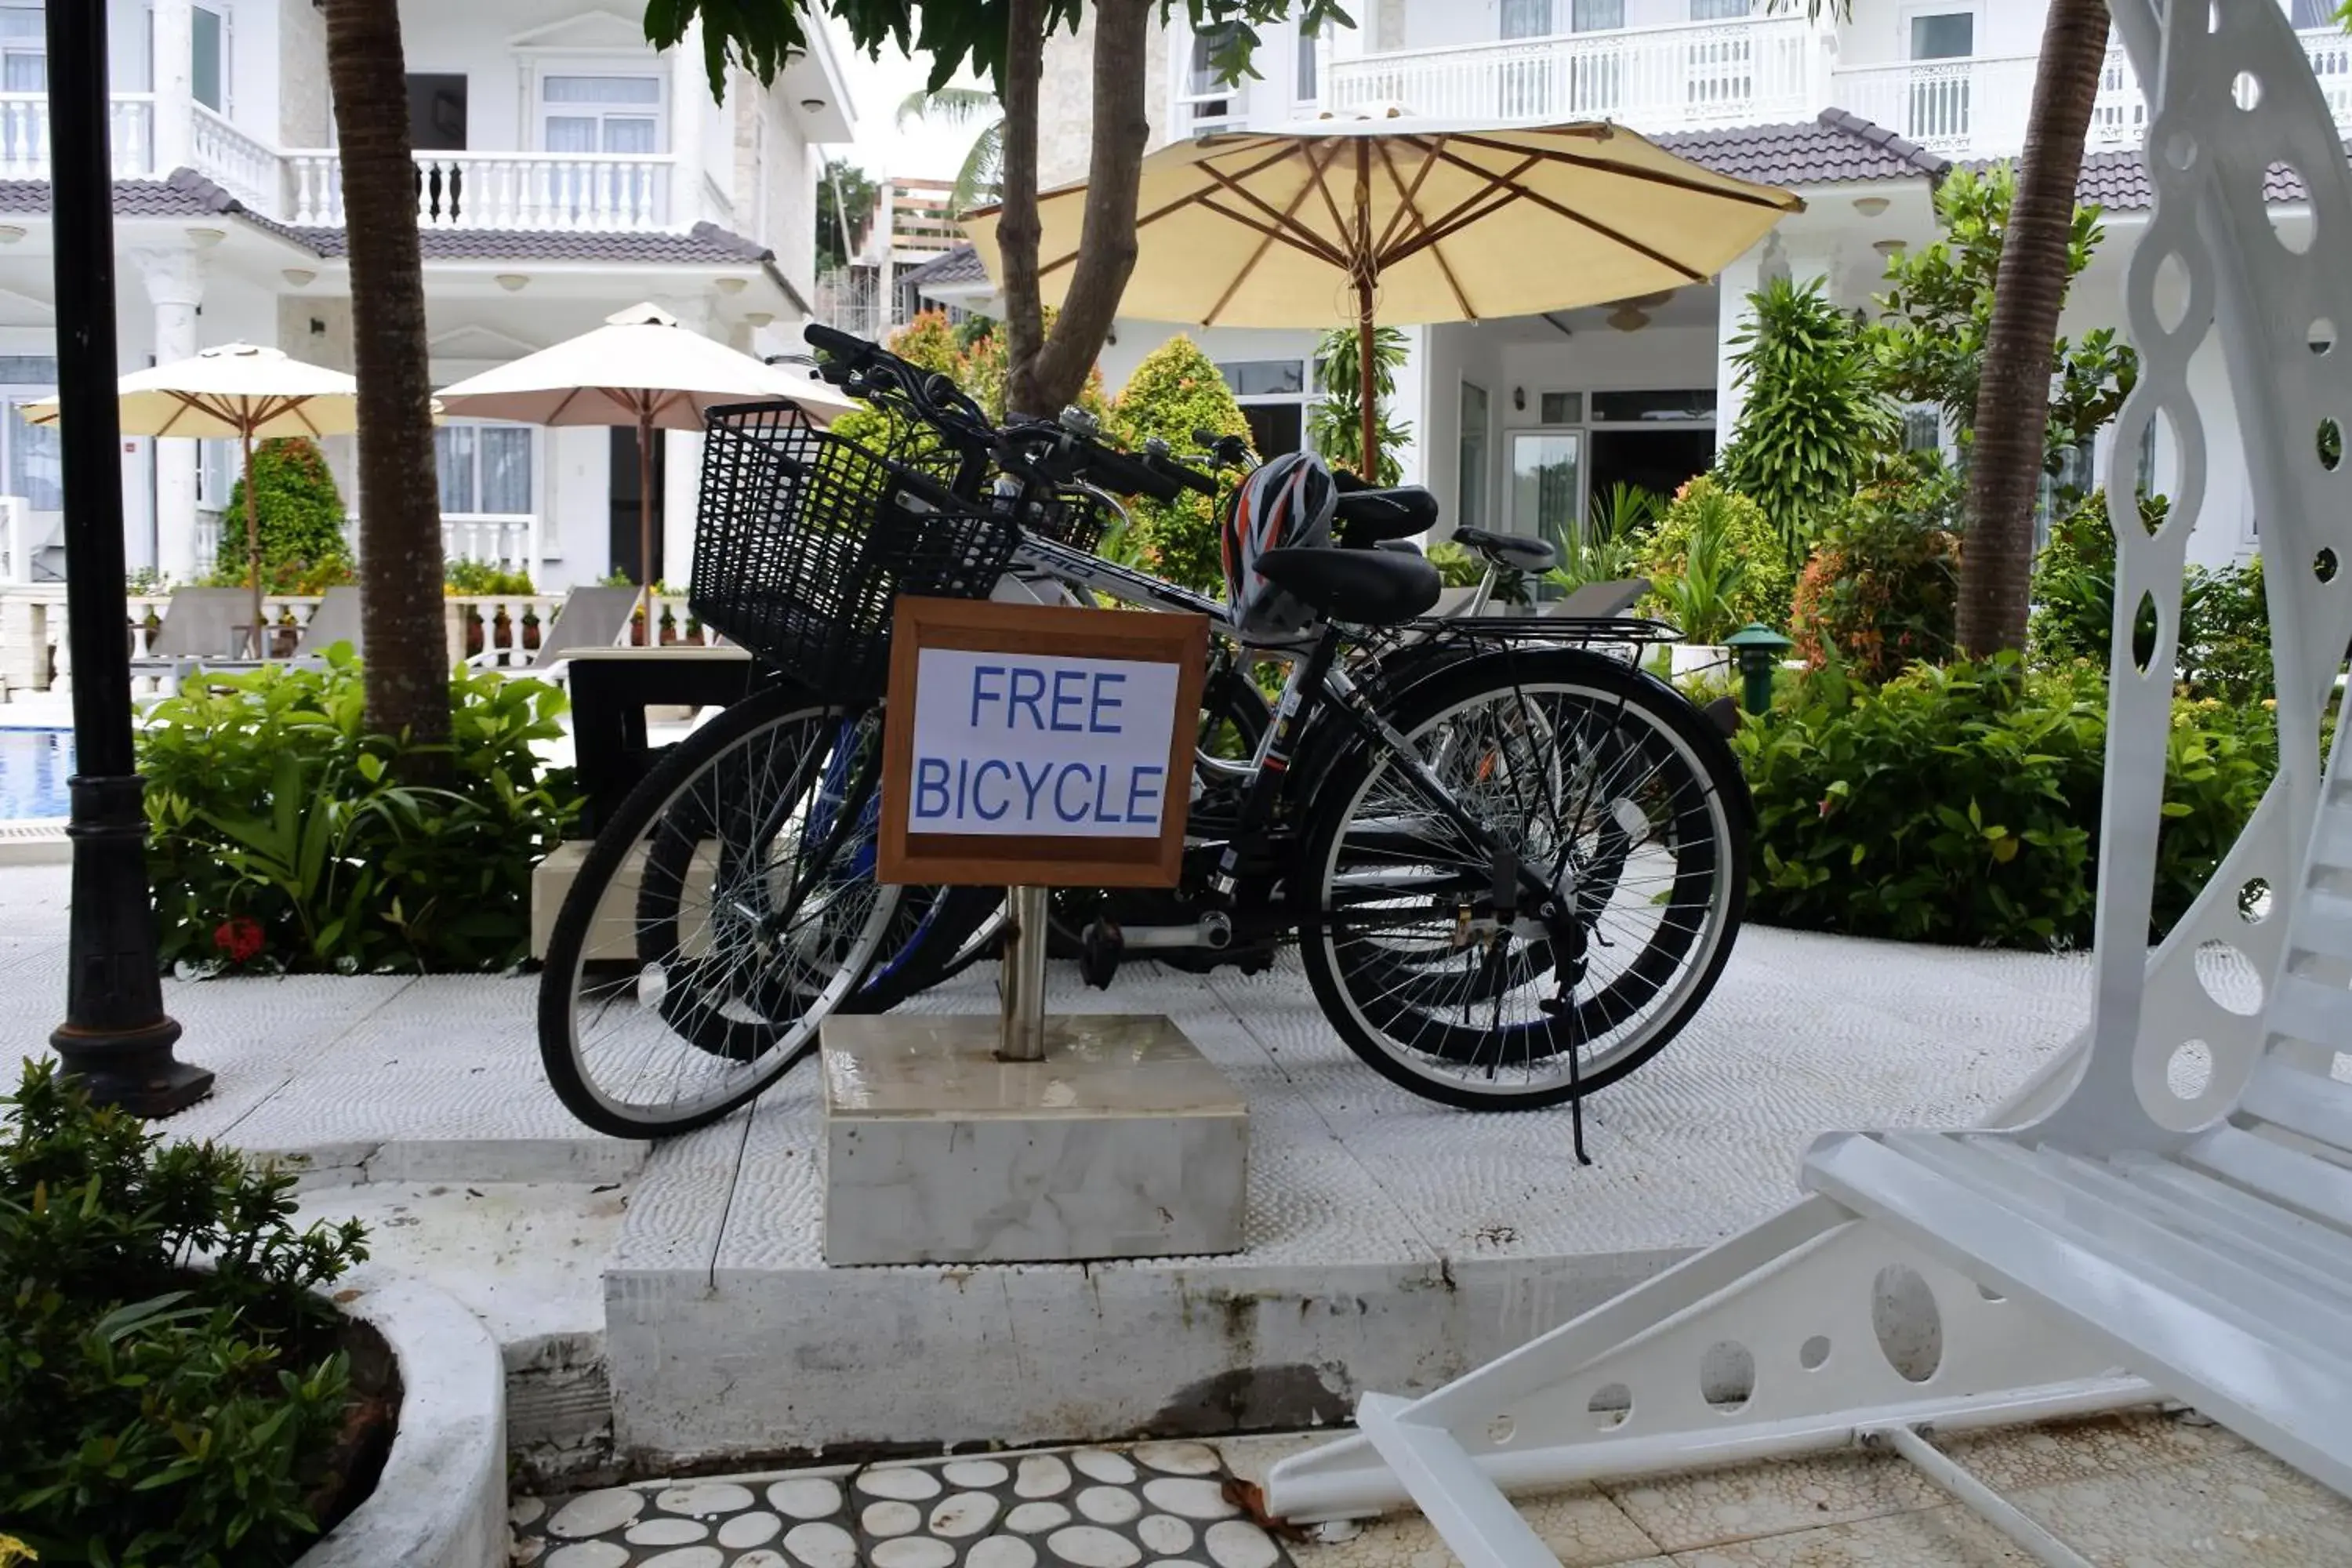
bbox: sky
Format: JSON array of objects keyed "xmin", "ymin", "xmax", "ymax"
[{"xmin": 819, "ymin": 14, "xmax": 989, "ymax": 183}]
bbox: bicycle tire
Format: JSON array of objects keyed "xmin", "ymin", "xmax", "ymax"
[
  {"xmin": 538, "ymin": 685, "xmax": 903, "ymax": 1138},
  {"xmin": 1298, "ymin": 647, "xmax": 1748, "ymax": 1110}
]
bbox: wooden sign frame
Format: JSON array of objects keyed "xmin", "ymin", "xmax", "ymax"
[{"xmin": 877, "ymin": 597, "xmax": 1211, "ymax": 887}]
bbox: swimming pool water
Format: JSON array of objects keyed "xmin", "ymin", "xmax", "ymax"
[{"xmin": 0, "ymin": 728, "xmax": 74, "ymax": 818}]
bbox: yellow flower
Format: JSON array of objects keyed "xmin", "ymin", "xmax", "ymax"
[{"xmin": 0, "ymin": 1534, "xmax": 38, "ymax": 1566}]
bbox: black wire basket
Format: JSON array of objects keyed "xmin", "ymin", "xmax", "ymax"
[
  {"xmin": 1027, "ymin": 488, "xmax": 1112, "ymax": 554},
  {"xmin": 690, "ymin": 401, "xmax": 1021, "ymax": 702}
]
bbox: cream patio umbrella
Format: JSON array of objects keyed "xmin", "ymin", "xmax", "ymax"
[
  {"xmin": 963, "ymin": 116, "xmax": 1804, "ymax": 474},
  {"xmin": 431, "ymin": 303, "xmax": 857, "ymax": 624},
  {"xmin": 24, "ymin": 342, "xmax": 360, "ymax": 657}
]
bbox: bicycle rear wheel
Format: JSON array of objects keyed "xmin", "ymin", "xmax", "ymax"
[
  {"xmin": 1298, "ymin": 648, "xmax": 1746, "ymax": 1109},
  {"xmin": 538, "ymin": 685, "xmax": 902, "ymax": 1138}
]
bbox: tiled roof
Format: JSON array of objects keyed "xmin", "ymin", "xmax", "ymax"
[
  {"xmin": 2056, "ymin": 147, "xmax": 2307, "ymax": 212},
  {"xmin": 1655, "ymin": 110, "xmax": 1952, "ymax": 187},
  {"xmin": 899, "ymin": 242, "xmax": 988, "ymax": 289},
  {"xmin": 0, "ymin": 172, "xmax": 779, "ymax": 264},
  {"xmin": 0, "ymin": 166, "xmax": 245, "ymax": 217},
  {"xmin": 293, "ymin": 218, "xmax": 775, "ymax": 264}
]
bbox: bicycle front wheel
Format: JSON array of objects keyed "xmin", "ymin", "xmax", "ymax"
[
  {"xmin": 1298, "ymin": 648, "xmax": 1746, "ymax": 1109},
  {"xmin": 538, "ymin": 685, "xmax": 902, "ymax": 1138}
]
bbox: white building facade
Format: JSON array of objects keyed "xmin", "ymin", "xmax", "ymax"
[
  {"xmin": 0, "ymin": 0, "xmax": 851, "ymax": 592},
  {"xmin": 912, "ymin": 0, "xmax": 2351, "ymax": 572}
]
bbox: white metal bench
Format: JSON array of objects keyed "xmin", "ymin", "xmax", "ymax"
[{"xmin": 1262, "ymin": 0, "xmax": 2352, "ymax": 1557}]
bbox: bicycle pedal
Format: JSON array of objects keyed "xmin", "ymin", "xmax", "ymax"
[{"xmin": 1077, "ymin": 916, "xmax": 1123, "ymax": 990}]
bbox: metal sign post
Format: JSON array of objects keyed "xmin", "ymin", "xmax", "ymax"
[{"xmin": 999, "ymin": 886, "xmax": 1051, "ymax": 1062}]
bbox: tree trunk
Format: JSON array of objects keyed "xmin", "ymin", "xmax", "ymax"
[
  {"xmin": 1956, "ymin": 0, "xmax": 2110, "ymax": 657},
  {"xmin": 1022, "ymin": 0, "xmax": 1153, "ymax": 416},
  {"xmin": 322, "ymin": 0, "xmax": 447, "ymax": 746},
  {"xmin": 998, "ymin": 0, "xmax": 1049, "ymax": 418}
]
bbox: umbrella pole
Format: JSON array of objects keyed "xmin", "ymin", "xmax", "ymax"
[
  {"xmin": 637, "ymin": 413, "xmax": 655, "ymax": 642},
  {"xmin": 1356, "ymin": 280, "xmax": 1377, "ymax": 486},
  {"xmin": 241, "ymin": 426, "xmax": 263, "ymax": 659}
]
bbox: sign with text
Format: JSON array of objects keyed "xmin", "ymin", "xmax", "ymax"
[{"xmin": 879, "ymin": 597, "xmax": 1210, "ymax": 887}]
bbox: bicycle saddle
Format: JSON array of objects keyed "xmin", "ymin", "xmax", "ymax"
[
  {"xmin": 1253, "ymin": 545, "xmax": 1443, "ymax": 626},
  {"xmin": 1332, "ymin": 485, "xmax": 1439, "ymax": 546},
  {"xmin": 1452, "ymin": 525, "xmax": 1561, "ymax": 574}
]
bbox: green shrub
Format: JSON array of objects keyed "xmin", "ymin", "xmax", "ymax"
[
  {"xmin": 1305, "ymin": 323, "xmax": 1411, "ymax": 485},
  {"xmin": 212, "ymin": 437, "xmax": 354, "ymax": 593},
  {"xmin": 1791, "ymin": 458, "xmax": 1961, "ymax": 684},
  {"xmin": 140, "ymin": 651, "xmax": 581, "ymax": 975},
  {"xmin": 1109, "ymin": 334, "xmax": 1254, "ymax": 593},
  {"xmin": 1425, "ymin": 541, "xmax": 1483, "ymax": 587},
  {"xmin": 444, "ymin": 559, "xmax": 535, "ymax": 596},
  {"xmin": 2029, "ymin": 490, "xmax": 2270, "ymax": 702},
  {"xmin": 1735, "ymin": 655, "xmax": 2278, "ymax": 948},
  {"xmin": 1717, "ymin": 275, "xmax": 1900, "ymax": 561},
  {"xmin": 1639, "ymin": 476, "xmax": 1788, "ymax": 640},
  {"xmin": 2, "ymin": 1059, "xmax": 374, "ymax": 1567}
]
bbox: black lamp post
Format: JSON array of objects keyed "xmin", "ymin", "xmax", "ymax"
[{"xmin": 44, "ymin": 0, "xmax": 209, "ymax": 1114}]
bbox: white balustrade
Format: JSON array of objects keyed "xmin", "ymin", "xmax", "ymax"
[
  {"xmin": 190, "ymin": 103, "xmax": 283, "ymax": 215},
  {"xmin": 0, "ymin": 93, "xmax": 155, "ymax": 180},
  {"xmin": 287, "ymin": 150, "xmax": 675, "ymax": 231},
  {"xmin": 1323, "ymin": 14, "xmax": 1813, "ymax": 132},
  {"xmin": 1832, "ymin": 30, "xmax": 2352, "ymax": 159},
  {"xmin": 441, "ymin": 514, "xmax": 540, "ymax": 580}
]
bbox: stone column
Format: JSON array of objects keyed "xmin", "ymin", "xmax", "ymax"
[
  {"xmin": 1714, "ymin": 245, "xmax": 1763, "ymax": 447},
  {"xmin": 666, "ymin": 19, "xmax": 707, "ymax": 228},
  {"xmin": 150, "ymin": 0, "xmax": 194, "ymax": 172},
  {"xmin": 133, "ymin": 245, "xmax": 206, "ymax": 583}
]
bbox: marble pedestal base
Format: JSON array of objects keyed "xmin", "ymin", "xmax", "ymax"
[{"xmin": 819, "ymin": 1013, "xmax": 1249, "ymax": 1265}]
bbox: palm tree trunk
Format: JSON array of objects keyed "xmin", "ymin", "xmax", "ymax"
[
  {"xmin": 322, "ymin": 0, "xmax": 448, "ymax": 746},
  {"xmin": 1957, "ymin": 0, "xmax": 2111, "ymax": 656}
]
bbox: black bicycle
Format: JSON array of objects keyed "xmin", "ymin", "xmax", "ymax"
[{"xmin": 537, "ymin": 328, "xmax": 1748, "ymax": 1138}]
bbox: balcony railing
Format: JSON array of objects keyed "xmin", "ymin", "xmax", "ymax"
[
  {"xmin": 1831, "ymin": 28, "xmax": 2352, "ymax": 157},
  {"xmin": 0, "ymin": 93, "xmax": 155, "ymax": 180},
  {"xmin": 284, "ymin": 149, "xmax": 676, "ymax": 231},
  {"xmin": 1322, "ymin": 14, "xmax": 1815, "ymax": 132}
]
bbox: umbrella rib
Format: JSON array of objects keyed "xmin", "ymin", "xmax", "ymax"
[
  {"xmin": 1301, "ymin": 141, "xmax": 1357, "ymax": 272},
  {"xmin": 1388, "ymin": 185, "xmax": 1526, "ymax": 263},
  {"xmin": 1191, "ymin": 158, "xmax": 1352, "ymax": 270},
  {"xmin": 1370, "ymin": 139, "xmax": 1442, "ymax": 259},
  {"xmin": 1370, "ymin": 140, "xmax": 1475, "ymax": 321},
  {"xmin": 1384, "ymin": 142, "xmax": 1544, "ymax": 259},
  {"xmin": 1189, "ymin": 193, "xmax": 1348, "ymax": 271},
  {"xmin": 1199, "ymin": 139, "xmax": 1345, "ymax": 326},
  {"xmin": 1407, "ymin": 143, "xmax": 1710, "ymax": 285},
  {"xmin": 1446, "ymin": 132, "xmax": 1801, "ymax": 212},
  {"xmin": 1037, "ymin": 141, "xmax": 1306, "ymax": 278}
]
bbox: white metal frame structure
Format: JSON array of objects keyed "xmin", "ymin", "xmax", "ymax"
[{"xmin": 1261, "ymin": 0, "xmax": 2352, "ymax": 1558}]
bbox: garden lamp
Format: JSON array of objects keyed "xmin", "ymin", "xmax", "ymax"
[{"xmin": 1726, "ymin": 622, "xmax": 1792, "ymax": 716}]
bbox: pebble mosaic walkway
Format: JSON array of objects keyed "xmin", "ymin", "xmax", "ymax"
[{"xmin": 516, "ymin": 1443, "xmax": 1289, "ymax": 1568}]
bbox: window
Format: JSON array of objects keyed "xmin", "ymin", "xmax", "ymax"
[
  {"xmin": 1570, "ymin": 0, "xmax": 1623, "ymax": 31},
  {"xmin": 1510, "ymin": 430, "xmax": 1582, "ymax": 550},
  {"xmin": 1457, "ymin": 383, "xmax": 1490, "ymax": 533},
  {"xmin": 2292, "ymin": 0, "xmax": 2333, "ymax": 27},
  {"xmin": 1186, "ymin": 24, "xmax": 1241, "ymax": 127},
  {"xmin": 191, "ymin": 4, "xmax": 226, "ymax": 114},
  {"xmin": 542, "ymin": 74, "xmax": 662, "ymax": 154},
  {"xmin": 0, "ymin": 355, "xmax": 59, "ymax": 512},
  {"xmin": 437, "ymin": 425, "xmax": 533, "ymax": 516},
  {"xmin": 196, "ymin": 439, "xmax": 236, "ymax": 510},
  {"xmin": 407, "ymin": 74, "xmax": 467, "ymax": 152},
  {"xmin": 1901, "ymin": 405, "xmax": 1943, "ymax": 453},
  {"xmin": 0, "ymin": 7, "xmax": 43, "ymax": 92},
  {"xmin": 1501, "ymin": 0, "xmax": 1553, "ymax": 38},
  {"xmin": 1907, "ymin": 10, "xmax": 1974, "ymax": 59},
  {"xmin": 1215, "ymin": 358, "xmax": 1308, "ymax": 457},
  {"xmin": 1589, "ymin": 388, "xmax": 1715, "ymax": 423},
  {"xmin": 1538, "ymin": 390, "xmax": 1584, "ymax": 424},
  {"xmin": 1689, "ymin": 0, "xmax": 1752, "ymax": 16},
  {"xmin": 1294, "ymin": 18, "xmax": 1319, "ymax": 100}
]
